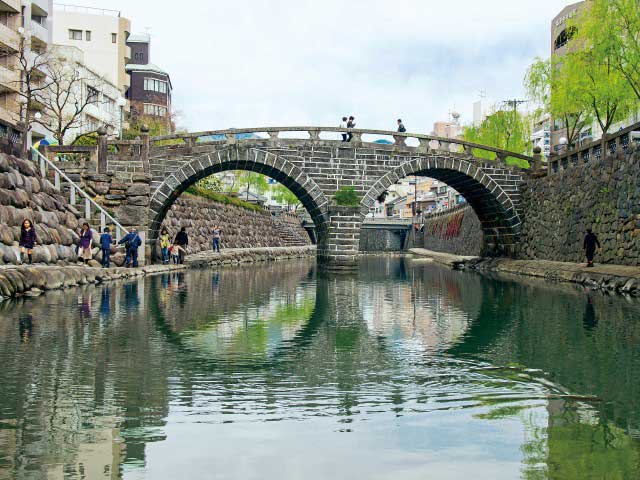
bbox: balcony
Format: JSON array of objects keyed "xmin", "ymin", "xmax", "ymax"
[
  {"xmin": 29, "ymin": 19, "xmax": 49, "ymax": 48},
  {"xmin": 0, "ymin": 0, "xmax": 20, "ymax": 13},
  {"xmin": 0, "ymin": 64, "xmax": 19, "ymax": 93},
  {"xmin": 0, "ymin": 21, "xmax": 20, "ymax": 52},
  {"xmin": 31, "ymin": 0, "xmax": 49, "ymax": 17}
]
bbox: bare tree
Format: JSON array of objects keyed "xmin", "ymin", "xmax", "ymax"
[
  {"xmin": 8, "ymin": 35, "xmax": 54, "ymax": 156},
  {"xmin": 31, "ymin": 51, "xmax": 104, "ymax": 145}
]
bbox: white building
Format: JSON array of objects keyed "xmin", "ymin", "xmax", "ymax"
[
  {"xmin": 48, "ymin": 45, "xmax": 124, "ymax": 144},
  {"xmin": 51, "ymin": 3, "xmax": 131, "ymax": 94}
]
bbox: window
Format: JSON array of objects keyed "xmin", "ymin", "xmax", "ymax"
[
  {"xmin": 134, "ymin": 52, "xmax": 143, "ymax": 62},
  {"xmin": 143, "ymin": 103, "xmax": 167, "ymax": 117},
  {"xmin": 144, "ymin": 77, "xmax": 168, "ymax": 94},
  {"xmin": 554, "ymin": 26, "xmax": 576, "ymax": 50},
  {"xmin": 69, "ymin": 29, "xmax": 82, "ymax": 41},
  {"xmin": 111, "ymin": 33, "xmax": 117, "ymax": 43},
  {"xmin": 86, "ymin": 86, "xmax": 99, "ymax": 103},
  {"xmin": 85, "ymin": 30, "xmax": 91, "ymax": 41}
]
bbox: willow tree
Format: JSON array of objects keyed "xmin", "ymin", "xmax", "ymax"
[
  {"xmin": 525, "ymin": 57, "xmax": 591, "ymax": 147},
  {"xmin": 463, "ymin": 106, "xmax": 531, "ymax": 167},
  {"xmin": 578, "ymin": 0, "xmax": 640, "ymax": 102}
]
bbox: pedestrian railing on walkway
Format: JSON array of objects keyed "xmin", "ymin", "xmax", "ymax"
[{"xmin": 30, "ymin": 147, "xmax": 128, "ymax": 242}]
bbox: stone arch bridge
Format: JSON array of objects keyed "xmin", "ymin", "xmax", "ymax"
[{"xmin": 97, "ymin": 127, "xmax": 536, "ymax": 267}]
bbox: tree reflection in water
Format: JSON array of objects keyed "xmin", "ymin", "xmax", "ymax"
[{"xmin": 0, "ymin": 257, "xmax": 639, "ymax": 479}]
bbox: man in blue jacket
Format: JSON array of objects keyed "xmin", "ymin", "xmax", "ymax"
[
  {"xmin": 100, "ymin": 227, "xmax": 113, "ymax": 268},
  {"xmin": 119, "ymin": 228, "xmax": 142, "ymax": 268}
]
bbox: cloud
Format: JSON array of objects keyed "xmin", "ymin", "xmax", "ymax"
[{"xmin": 69, "ymin": 0, "xmax": 573, "ymax": 133}]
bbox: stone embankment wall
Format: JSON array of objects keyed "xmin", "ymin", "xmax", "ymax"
[
  {"xmin": 360, "ymin": 228, "xmax": 406, "ymax": 252},
  {"xmin": 421, "ymin": 205, "xmax": 483, "ymax": 256},
  {"xmin": 0, "ymin": 154, "xmax": 92, "ymax": 265},
  {"xmin": 0, "ymin": 246, "xmax": 315, "ymax": 300},
  {"xmin": 162, "ymin": 194, "xmax": 311, "ymax": 254},
  {"xmin": 520, "ymin": 146, "xmax": 640, "ymax": 265}
]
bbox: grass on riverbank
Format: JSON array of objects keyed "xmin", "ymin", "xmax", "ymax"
[{"xmin": 185, "ymin": 186, "xmax": 267, "ymax": 213}]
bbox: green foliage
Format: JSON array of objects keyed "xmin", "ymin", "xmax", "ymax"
[
  {"xmin": 272, "ymin": 184, "xmax": 301, "ymax": 210},
  {"xmin": 185, "ymin": 186, "xmax": 266, "ymax": 213},
  {"xmin": 567, "ymin": 1, "xmax": 638, "ymax": 135},
  {"xmin": 236, "ymin": 171, "xmax": 269, "ymax": 195},
  {"xmin": 463, "ymin": 107, "xmax": 532, "ymax": 168},
  {"xmin": 71, "ymin": 132, "xmax": 98, "ymax": 146},
  {"xmin": 333, "ymin": 186, "xmax": 361, "ymax": 206},
  {"xmin": 525, "ymin": 0, "xmax": 639, "ymax": 145},
  {"xmin": 525, "ymin": 57, "xmax": 591, "ymax": 146},
  {"xmin": 196, "ymin": 175, "xmax": 223, "ymax": 193},
  {"xmin": 576, "ymin": 0, "xmax": 640, "ymax": 102}
]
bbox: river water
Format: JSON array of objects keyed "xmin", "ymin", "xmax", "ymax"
[{"xmin": 0, "ymin": 256, "xmax": 639, "ymax": 479}]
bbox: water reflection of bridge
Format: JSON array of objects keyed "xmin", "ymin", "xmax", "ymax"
[{"xmin": 2, "ymin": 258, "xmax": 640, "ymax": 477}]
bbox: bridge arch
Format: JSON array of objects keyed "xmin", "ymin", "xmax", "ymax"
[
  {"xmin": 362, "ymin": 155, "xmax": 523, "ymax": 255},
  {"xmin": 147, "ymin": 146, "xmax": 330, "ymax": 258}
]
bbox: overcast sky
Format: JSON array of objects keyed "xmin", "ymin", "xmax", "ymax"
[{"xmin": 67, "ymin": 0, "xmax": 574, "ymax": 133}]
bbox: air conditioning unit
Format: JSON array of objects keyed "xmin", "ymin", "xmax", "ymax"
[{"xmin": 630, "ymin": 131, "xmax": 640, "ymax": 143}]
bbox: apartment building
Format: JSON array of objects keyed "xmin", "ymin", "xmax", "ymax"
[
  {"xmin": 52, "ymin": 4, "xmax": 130, "ymax": 95},
  {"xmin": 49, "ymin": 45, "xmax": 123, "ymax": 143},
  {"xmin": 125, "ymin": 33, "xmax": 173, "ymax": 130},
  {"xmin": 0, "ymin": 0, "xmax": 52, "ymax": 151}
]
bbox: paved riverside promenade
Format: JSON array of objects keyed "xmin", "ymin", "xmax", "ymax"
[
  {"xmin": 410, "ymin": 248, "xmax": 640, "ymax": 294},
  {"xmin": 0, "ymin": 246, "xmax": 315, "ymax": 300}
]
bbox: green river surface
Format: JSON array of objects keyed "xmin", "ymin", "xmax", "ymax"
[{"xmin": 1, "ymin": 256, "xmax": 639, "ymax": 479}]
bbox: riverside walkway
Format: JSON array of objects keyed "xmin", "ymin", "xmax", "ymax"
[{"xmin": 411, "ymin": 248, "xmax": 640, "ymax": 294}]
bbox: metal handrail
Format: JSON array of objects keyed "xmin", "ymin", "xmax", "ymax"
[
  {"xmin": 30, "ymin": 147, "xmax": 128, "ymax": 242},
  {"xmin": 150, "ymin": 126, "xmax": 533, "ymax": 163}
]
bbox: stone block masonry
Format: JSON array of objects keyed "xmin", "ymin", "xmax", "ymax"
[
  {"xmin": 422, "ymin": 205, "xmax": 483, "ymax": 257},
  {"xmin": 162, "ymin": 193, "xmax": 311, "ymax": 255},
  {"xmin": 520, "ymin": 146, "xmax": 640, "ymax": 265}
]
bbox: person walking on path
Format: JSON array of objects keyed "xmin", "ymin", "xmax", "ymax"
[
  {"xmin": 160, "ymin": 227, "xmax": 171, "ymax": 264},
  {"xmin": 100, "ymin": 227, "xmax": 113, "ymax": 268},
  {"xmin": 397, "ymin": 119, "xmax": 406, "ymax": 133},
  {"xmin": 174, "ymin": 227, "xmax": 189, "ymax": 264},
  {"xmin": 339, "ymin": 117, "xmax": 348, "ymax": 142},
  {"xmin": 119, "ymin": 228, "xmax": 142, "ymax": 268},
  {"xmin": 19, "ymin": 219, "xmax": 37, "ymax": 264},
  {"xmin": 346, "ymin": 116, "xmax": 356, "ymax": 142},
  {"xmin": 212, "ymin": 225, "xmax": 222, "ymax": 252},
  {"xmin": 170, "ymin": 244, "xmax": 185, "ymax": 265},
  {"xmin": 583, "ymin": 228, "xmax": 602, "ymax": 268},
  {"xmin": 78, "ymin": 223, "xmax": 93, "ymax": 265}
]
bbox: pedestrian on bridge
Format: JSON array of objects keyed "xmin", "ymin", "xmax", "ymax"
[
  {"xmin": 583, "ymin": 229, "xmax": 602, "ymax": 268},
  {"xmin": 212, "ymin": 225, "xmax": 222, "ymax": 252},
  {"xmin": 19, "ymin": 219, "xmax": 37, "ymax": 265},
  {"xmin": 397, "ymin": 119, "xmax": 406, "ymax": 133},
  {"xmin": 339, "ymin": 117, "xmax": 348, "ymax": 142},
  {"xmin": 119, "ymin": 228, "xmax": 142, "ymax": 268},
  {"xmin": 347, "ymin": 116, "xmax": 355, "ymax": 142},
  {"xmin": 174, "ymin": 227, "xmax": 188, "ymax": 264}
]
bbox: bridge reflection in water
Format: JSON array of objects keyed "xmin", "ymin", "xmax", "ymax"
[{"xmin": 0, "ymin": 258, "xmax": 639, "ymax": 478}]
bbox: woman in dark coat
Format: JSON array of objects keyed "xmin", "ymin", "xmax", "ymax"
[
  {"xmin": 19, "ymin": 219, "xmax": 37, "ymax": 264},
  {"xmin": 78, "ymin": 222, "xmax": 93, "ymax": 265}
]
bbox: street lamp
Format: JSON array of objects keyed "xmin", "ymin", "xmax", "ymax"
[{"xmin": 116, "ymin": 97, "xmax": 127, "ymax": 140}]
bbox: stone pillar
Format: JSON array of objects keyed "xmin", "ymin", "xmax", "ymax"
[
  {"xmin": 97, "ymin": 127, "xmax": 108, "ymax": 174},
  {"xmin": 317, "ymin": 206, "xmax": 362, "ymax": 271},
  {"xmin": 140, "ymin": 124, "xmax": 150, "ymax": 174}
]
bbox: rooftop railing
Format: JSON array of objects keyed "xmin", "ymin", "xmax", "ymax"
[{"xmin": 53, "ymin": 3, "xmax": 121, "ymax": 16}]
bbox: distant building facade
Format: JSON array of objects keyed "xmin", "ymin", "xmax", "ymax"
[
  {"xmin": 52, "ymin": 4, "xmax": 131, "ymax": 94},
  {"xmin": 125, "ymin": 33, "xmax": 173, "ymax": 130},
  {"xmin": 0, "ymin": 0, "xmax": 53, "ymax": 150},
  {"xmin": 49, "ymin": 46, "xmax": 123, "ymax": 144}
]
